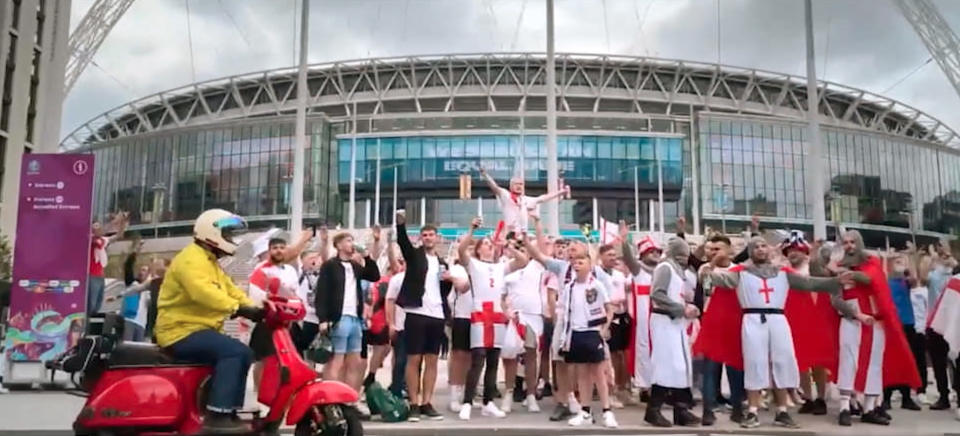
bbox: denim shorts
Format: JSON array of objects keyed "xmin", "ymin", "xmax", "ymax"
[{"xmin": 330, "ymin": 315, "xmax": 363, "ymax": 354}]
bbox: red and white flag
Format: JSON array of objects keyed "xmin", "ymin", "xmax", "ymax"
[
  {"xmin": 599, "ymin": 218, "xmax": 620, "ymax": 245},
  {"xmin": 928, "ymin": 275, "xmax": 960, "ymax": 360}
]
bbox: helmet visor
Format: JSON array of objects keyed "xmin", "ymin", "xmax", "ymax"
[{"xmin": 214, "ymin": 215, "xmax": 248, "ymax": 245}]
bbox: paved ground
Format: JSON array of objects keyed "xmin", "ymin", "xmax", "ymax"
[{"xmin": 1, "ymin": 361, "xmax": 957, "ymax": 435}]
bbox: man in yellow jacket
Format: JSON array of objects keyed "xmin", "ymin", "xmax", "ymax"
[{"xmin": 155, "ymin": 209, "xmax": 265, "ymax": 434}]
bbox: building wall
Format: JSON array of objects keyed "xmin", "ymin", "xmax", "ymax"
[
  {"xmin": 698, "ymin": 113, "xmax": 960, "ymax": 236},
  {"xmin": 85, "ymin": 117, "xmax": 341, "ymax": 235},
  {"xmin": 0, "ymin": 0, "xmax": 70, "ymax": 244}
]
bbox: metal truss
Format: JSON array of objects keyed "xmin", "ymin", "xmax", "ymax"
[
  {"xmin": 65, "ymin": 0, "xmax": 136, "ymax": 95},
  {"xmin": 60, "ymin": 53, "xmax": 960, "ymax": 150},
  {"xmin": 895, "ymin": 0, "xmax": 960, "ymax": 106}
]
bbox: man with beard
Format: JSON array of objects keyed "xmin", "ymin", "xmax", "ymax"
[
  {"xmin": 830, "ymin": 230, "xmax": 921, "ymax": 426},
  {"xmin": 618, "ymin": 224, "xmax": 661, "ymax": 402},
  {"xmin": 781, "ymin": 233, "xmax": 838, "ymax": 417},
  {"xmin": 644, "ymin": 237, "xmax": 701, "ymax": 428},
  {"xmin": 702, "ymin": 237, "xmax": 851, "ymax": 429},
  {"xmin": 692, "ymin": 234, "xmax": 746, "ymax": 426}
]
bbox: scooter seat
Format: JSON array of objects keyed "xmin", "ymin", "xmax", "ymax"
[{"xmin": 107, "ymin": 342, "xmax": 198, "ymax": 367}]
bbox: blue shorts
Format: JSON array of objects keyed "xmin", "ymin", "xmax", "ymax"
[{"xmin": 331, "ymin": 315, "xmax": 363, "ymax": 354}]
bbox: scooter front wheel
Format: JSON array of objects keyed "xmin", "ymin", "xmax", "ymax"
[{"xmin": 294, "ymin": 404, "xmax": 363, "ymax": 436}]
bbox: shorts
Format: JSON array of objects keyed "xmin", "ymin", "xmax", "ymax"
[
  {"xmin": 331, "ymin": 315, "xmax": 363, "ymax": 354},
  {"xmin": 367, "ymin": 327, "xmax": 390, "ymax": 346},
  {"xmin": 565, "ymin": 330, "xmax": 605, "ymax": 364},
  {"xmin": 607, "ymin": 312, "xmax": 632, "ymax": 352},
  {"xmin": 451, "ymin": 318, "xmax": 471, "ymax": 352},
  {"xmin": 250, "ymin": 322, "xmax": 275, "ymax": 361},
  {"xmin": 404, "ymin": 313, "xmax": 446, "ymax": 355}
]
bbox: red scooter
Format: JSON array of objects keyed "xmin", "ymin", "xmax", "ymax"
[{"xmin": 51, "ymin": 296, "xmax": 361, "ymax": 436}]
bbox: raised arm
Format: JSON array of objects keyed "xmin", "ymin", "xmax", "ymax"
[
  {"xmin": 504, "ymin": 241, "xmax": 529, "ymax": 274},
  {"xmin": 532, "ymin": 185, "xmax": 571, "ymax": 205},
  {"xmin": 283, "ymin": 229, "xmax": 314, "ymax": 263},
  {"xmin": 459, "ymin": 218, "xmax": 480, "ymax": 267},
  {"xmin": 619, "ymin": 221, "xmax": 641, "ymax": 276},
  {"xmin": 395, "ymin": 212, "xmax": 415, "ymax": 262},
  {"xmin": 368, "ymin": 225, "xmax": 383, "ymax": 265},
  {"xmin": 479, "ymin": 167, "xmax": 507, "ymax": 197}
]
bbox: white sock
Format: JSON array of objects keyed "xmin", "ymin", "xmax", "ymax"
[
  {"xmin": 864, "ymin": 395, "xmax": 877, "ymax": 411},
  {"xmin": 840, "ymin": 395, "xmax": 851, "ymax": 411},
  {"xmin": 778, "ymin": 406, "xmax": 787, "ymax": 413},
  {"xmin": 748, "ymin": 406, "xmax": 758, "ymax": 414}
]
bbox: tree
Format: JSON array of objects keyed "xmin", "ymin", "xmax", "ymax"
[{"xmin": 0, "ymin": 234, "xmax": 11, "ymax": 281}]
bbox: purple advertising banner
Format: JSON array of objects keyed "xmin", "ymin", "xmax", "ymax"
[{"xmin": 5, "ymin": 154, "xmax": 94, "ymax": 361}]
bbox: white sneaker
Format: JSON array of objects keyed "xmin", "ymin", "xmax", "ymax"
[
  {"xmin": 526, "ymin": 394, "xmax": 540, "ymax": 413},
  {"xmin": 500, "ymin": 395, "xmax": 512, "ymax": 414},
  {"xmin": 0, "ymin": 385, "xmax": 9, "ymax": 394},
  {"xmin": 602, "ymin": 410, "xmax": 619, "ymax": 428},
  {"xmin": 918, "ymin": 393, "xmax": 931, "ymax": 405},
  {"xmin": 610, "ymin": 396, "xmax": 625, "ymax": 409},
  {"xmin": 450, "ymin": 386, "xmax": 463, "ymax": 412},
  {"xmin": 568, "ymin": 410, "xmax": 593, "ymax": 426},
  {"xmin": 459, "ymin": 403, "xmax": 472, "ymax": 420},
  {"xmin": 482, "ymin": 402, "xmax": 507, "ymax": 418},
  {"xmin": 356, "ymin": 402, "xmax": 371, "ymax": 417},
  {"xmin": 568, "ymin": 393, "xmax": 581, "ymax": 414}
]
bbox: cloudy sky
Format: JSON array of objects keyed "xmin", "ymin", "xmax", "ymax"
[{"xmin": 63, "ymin": 0, "xmax": 960, "ymax": 141}]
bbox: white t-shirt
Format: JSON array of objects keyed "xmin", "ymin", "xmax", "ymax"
[
  {"xmin": 405, "ymin": 254, "xmax": 446, "ymax": 319},
  {"xmin": 506, "ymin": 261, "xmax": 546, "ymax": 316},
  {"xmin": 297, "ymin": 271, "xmax": 320, "ymax": 324},
  {"xmin": 910, "ymin": 286, "xmax": 929, "ymax": 333},
  {"xmin": 248, "ymin": 260, "xmax": 300, "ymax": 304},
  {"xmin": 496, "ymin": 190, "xmax": 540, "ymax": 233},
  {"xmin": 569, "ymin": 277, "xmax": 610, "ymax": 332},
  {"xmin": 386, "ymin": 272, "xmax": 406, "ymax": 331},
  {"xmin": 341, "ymin": 262, "xmax": 358, "ymax": 318},
  {"xmin": 467, "ymin": 258, "xmax": 508, "ymax": 313},
  {"xmin": 606, "ymin": 268, "xmax": 628, "ymax": 313},
  {"xmin": 448, "ymin": 263, "xmax": 473, "ymax": 319}
]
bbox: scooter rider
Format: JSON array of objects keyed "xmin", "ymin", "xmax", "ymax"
[{"xmin": 155, "ymin": 209, "xmax": 266, "ymax": 434}]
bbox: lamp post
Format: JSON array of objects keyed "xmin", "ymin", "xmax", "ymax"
[{"xmin": 151, "ymin": 183, "xmax": 167, "ymax": 239}]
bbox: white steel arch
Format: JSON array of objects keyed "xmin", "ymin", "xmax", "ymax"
[
  {"xmin": 65, "ymin": 0, "xmax": 136, "ymax": 95},
  {"xmin": 895, "ymin": 0, "xmax": 960, "ymax": 103}
]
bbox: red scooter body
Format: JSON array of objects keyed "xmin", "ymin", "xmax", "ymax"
[{"xmin": 62, "ymin": 297, "xmax": 360, "ymax": 435}]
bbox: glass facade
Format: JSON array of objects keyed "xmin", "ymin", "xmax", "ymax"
[
  {"xmin": 699, "ymin": 115, "xmax": 960, "ymax": 235},
  {"xmin": 337, "ymin": 134, "xmax": 684, "ymax": 186},
  {"xmin": 337, "ymin": 134, "xmax": 685, "ymax": 228},
  {"xmin": 86, "ymin": 118, "xmax": 340, "ymax": 234},
  {"xmin": 80, "ymin": 112, "xmax": 959, "ymax": 238}
]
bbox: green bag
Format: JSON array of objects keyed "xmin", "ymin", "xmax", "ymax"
[{"xmin": 364, "ymin": 382, "xmax": 408, "ymax": 422}]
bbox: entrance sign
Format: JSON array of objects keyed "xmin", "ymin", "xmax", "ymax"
[{"xmin": 5, "ymin": 154, "xmax": 94, "ymax": 362}]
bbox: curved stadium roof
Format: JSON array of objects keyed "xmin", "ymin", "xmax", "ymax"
[{"xmin": 61, "ymin": 53, "xmax": 960, "ymax": 151}]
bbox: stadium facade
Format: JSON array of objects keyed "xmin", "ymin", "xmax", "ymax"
[{"xmin": 62, "ymin": 53, "xmax": 960, "ymax": 246}]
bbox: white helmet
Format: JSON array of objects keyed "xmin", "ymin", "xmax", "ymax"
[{"xmin": 193, "ymin": 209, "xmax": 247, "ymax": 256}]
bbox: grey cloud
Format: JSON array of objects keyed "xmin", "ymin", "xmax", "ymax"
[{"xmin": 62, "ymin": 0, "xmax": 960, "ymax": 140}]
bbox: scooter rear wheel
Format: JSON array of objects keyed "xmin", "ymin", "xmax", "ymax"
[{"xmin": 294, "ymin": 404, "xmax": 363, "ymax": 436}]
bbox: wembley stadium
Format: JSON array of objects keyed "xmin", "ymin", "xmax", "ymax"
[{"xmin": 61, "ymin": 53, "xmax": 960, "ymax": 246}]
